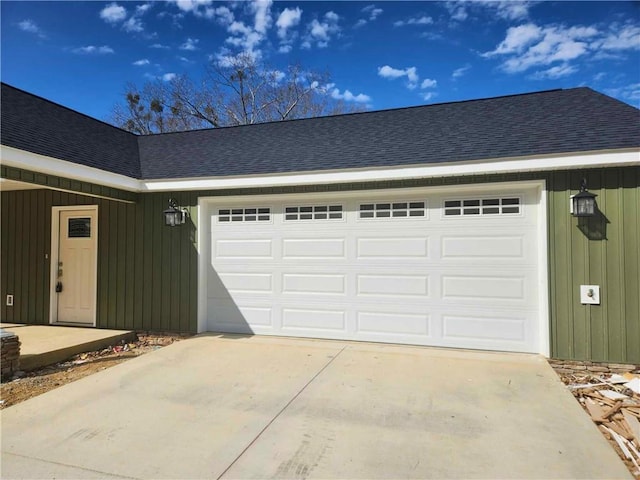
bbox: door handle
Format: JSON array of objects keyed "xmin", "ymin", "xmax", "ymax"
[{"xmin": 56, "ymin": 282, "xmax": 63, "ymax": 293}]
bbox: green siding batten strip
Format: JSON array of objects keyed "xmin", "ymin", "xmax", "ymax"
[{"xmin": 1, "ymin": 167, "xmax": 639, "ymax": 362}]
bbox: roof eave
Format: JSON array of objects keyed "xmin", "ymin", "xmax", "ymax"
[{"xmin": 140, "ymin": 148, "xmax": 640, "ymax": 192}]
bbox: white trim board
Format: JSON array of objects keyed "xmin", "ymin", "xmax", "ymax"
[
  {"xmin": 1, "ymin": 145, "xmax": 140, "ymax": 192},
  {"xmin": 3, "ymin": 143, "xmax": 638, "ymax": 194}
]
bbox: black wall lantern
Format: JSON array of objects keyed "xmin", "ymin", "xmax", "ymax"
[
  {"xmin": 163, "ymin": 198, "xmax": 188, "ymax": 226},
  {"xmin": 571, "ymin": 178, "xmax": 597, "ymax": 217}
]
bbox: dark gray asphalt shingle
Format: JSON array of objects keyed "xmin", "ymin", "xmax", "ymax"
[
  {"xmin": 1, "ymin": 83, "xmax": 140, "ymax": 178},
  {"xmin": 138, "ymin": 87, "xmax": 639, "ymax": 179},
  {"xmin": 2, "ymin": 83, "xmax": 638, "ymax": 181}
]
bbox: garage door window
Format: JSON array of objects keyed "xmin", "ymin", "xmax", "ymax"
[
  {"xmin": 444, "ymin": 197, "xmax": 521, "ymax": 216},
  {"xmin": 285, "ymin": 205, "xmax": 343, "ymax": 221},
  {"xmin": 359, "ymin": 201, "xmax": 426, "ymax": 219},
  {"xmin": 218, "ymin": 207, "xmax": 271, "ymax": 222}
]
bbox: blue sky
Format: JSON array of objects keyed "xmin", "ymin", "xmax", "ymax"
[{"xmin": 2, "ymin": 1, "xmax": 639, "ymax": 123}]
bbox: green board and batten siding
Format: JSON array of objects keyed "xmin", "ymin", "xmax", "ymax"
[
  {"xmin": 1, "ymin": 166, "xmax": 639, "ymax": 362},
  {"xmin": 547, "ymin": 168, "xmax": 640, "ymax": 363},
  {"xmin": 0, "ymin": 188, "xmax": 198, "ymax": 333}
]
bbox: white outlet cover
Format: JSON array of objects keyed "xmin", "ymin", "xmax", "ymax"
[{"xmin": 580, "ymin": 285, "xmax": 600, "ymax": 305}]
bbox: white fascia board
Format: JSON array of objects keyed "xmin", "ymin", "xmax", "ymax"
[
  {"xmin": 1, "ymin": 145, "xmax": 141, "ymax": 192},
  {"xmin": 142, "ymin": 149, "xmax": 640, "ymax": 192}
]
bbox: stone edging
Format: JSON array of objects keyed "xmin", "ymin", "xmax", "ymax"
[{"xmin": 548, "ymin": 358, "xmax": 640, "ymax": 376}]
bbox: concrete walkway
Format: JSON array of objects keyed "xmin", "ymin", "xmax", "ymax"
[
  {"xmin": 0, "ymin": 324, "xmax": 135, "ymax": 371},
  {"xmin": 0, "ymin": 335, "xmax": 631, "ymax": 479}
]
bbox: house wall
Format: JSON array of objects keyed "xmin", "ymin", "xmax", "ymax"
[
  {"xmin": 0, "ymin": 189, "xmax": 198, "ymax": 333},
  {"xmin": 547, "ymin": 167, "xmax": 639, "ymax": 363},
  {"xmin": 1, "ymin": 166, "xmax": 638, "ymax": 362}
]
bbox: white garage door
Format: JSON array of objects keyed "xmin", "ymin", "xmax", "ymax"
[{"xmin": 204, "ymin": 184, "xmax": 544, "ymax": 353}]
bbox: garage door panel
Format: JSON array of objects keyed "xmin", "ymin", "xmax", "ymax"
[
  {"xmin": 357, "ymin": 274, "xmax": 429, "ymax": 297},
  {"xmin": 356, "ymin": 237, "xmax": 429, "ymax": 258},
  {"xmin": 441, "ymin": 235, "xmax": 525, "ymax": 259},
  {"xmin": 207, "ymin": 300, "xmax": 272, "ymax": 330},
  {"xmin": 356, "ymin": 311, "xmax": 431, "ymax": 336},
  {"xmin": 282, "ymin": 238, "xmax": 345, "ymax": 259},
  {"xmin": 442, "ymin": 275, "xmax": 526, "ymax": 301},
  {"xmin": 442, "ymin": 314, "xmax": 527, "ymax": 343},
  {"xmin": 215, "ymin": 239, "xmax": 273, "ymax": 258},
  {"xmin": 282, "ymin": 274, "xmax": 346, "ymax": 294},
  {"xmin": 218, "ymin": 273, "xmax": 273, "ymax": 294},
  {"xmin": 281, "ymin": 308, "xmax": 346, "ymax": 331},
  {"xmin": 206, "ymin": 185, "xmax": 542, "ymax": 353}
]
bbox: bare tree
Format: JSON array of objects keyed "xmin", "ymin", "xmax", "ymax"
[{"xmin": 109, "ymin": 54, "xmax": 366, "ymax": 134}]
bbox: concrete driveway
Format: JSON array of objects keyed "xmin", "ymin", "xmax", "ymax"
[{"xmin": 1, "ymin": 335, "xmax": 630, "ymax": 479}]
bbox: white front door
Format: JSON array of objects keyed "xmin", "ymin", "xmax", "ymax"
[{"xmin": 52, "ymin": 207, "xmax": 98, "ymax": 326}]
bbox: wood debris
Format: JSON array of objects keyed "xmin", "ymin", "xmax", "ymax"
[{"xmin": 564, "ymin": 372, "xmax": 640, "ymax": 479}]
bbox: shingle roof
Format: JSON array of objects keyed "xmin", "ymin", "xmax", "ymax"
[
  {"xmin": 2, "ymin": 83, "xmax": 638, "ymax": 181},
  {"xmin": 1, "ymin": 83, "xmax": 140, "ymax": 178},
  {"xmin": 138, "ymin": 87, "xmax": 639, "ymax": 179}
]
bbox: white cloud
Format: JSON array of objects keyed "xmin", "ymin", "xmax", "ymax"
[
  {"xmin": 452, "ymin": 64, "xmax": 471, "ymax": 79},
  {"xmin": 330, "ymin": 87, "xmax": 371, "ymax": 103},
  {"xmin": 133, "ymin": 59, "xmax": 150, "ymax": 66},
  {"xmin": 220, "ymin": 2, "xmax": 275, "ymax": 59},
  {"xmin": 279, "ymin": 44, "xmax": 293, "ymax": 53},
  {"xmin": 325, "ymin": 11, "xmax": 339, "ymax": 22},
  {"xmin": 304, "ymin": 11, "xmax": 341, "ymax": 48},
  {"xmin": 421, "ymin": 91, "xmax": 437, "ymax": 101},
  {"xmin": 597, "ymin": 24, "xmax": 640, "ymax": 51},
  {"xmin": 180, "ymin": 37, "xmax": 199, "ymax": 50},
  {"xmin": 483, "ymin": 23, "xmax": 599, "ymax": 74},
  {"xmin": 532, "ymin": 63, "xmax": 578, "ymax": 79},
  {"xmin": 100, "ymin": 3, "xmax": 127, "ymax": 23},
  {"xmin": 171, "ymin": 0, "xmax": 233, "ymax": 25},
  {"xmin": 252, "ymin": 0, "xmax": 273, "ymax": 34},
  {"xmin": 378, "ymin": 65, "xmax": 419, "ymax": 89},
  {"xmin": 100, "ymin": 1, "xmax": 148, "ymax": 34},
  {"xmin": 394, "ymin": 16, "xmax": 433, "ymax": 27},
  {"xmin": 211, "ymin": 6, "xmax": 234, "ymax": 24},
  {"xmin": 473, "ymin": 1, "xmax": 532, "ymax": 21},
  {"xmin": 362, "ymin": 5, "xmax": 383, "ymax": 20},
  {"xmin": 136, "ymin": 3, "xmax": 152, "ymax": 15},
  {"xmin": 73, "ymin": 45, "xmax": 114, "ymax": 54},
  {"xmin": 356, "ymin": 4, "xmax": 382, "ymax": 26},
  {"xmin": 446, "ymin": 2, "xmax": 468, "ymax": 22},
  {"xmin": 172, "ymin": 0, "xmax": 212, "ymax": 13},
  {"xmin": 605, "ymin": 83, "xmax": 640, "ymax": 105},
  {"xmin": 420, "ymin": 78, "xmax": 437, "ymax": 89},
  {"xmin": 276, "ymin": 7, "xmax": 302, "ymax": 39},
  {"xmin": 496, "ymin": 2, "xmax": 531, "ymax": 21},
  {"xmin": 150, "ymin": 43, "xmax": 170, "ymax": 49},
  {"xmin": 18, "ymin": 19, "xmax": 45, "ymax": 37},
  {"xmin": 483, "ymin": 23, "xmax": 542, "ymax": 56},
  {"xmin": 123, "ymin": 17, "xmax": 144, "ymax": 33},
  {"xmin": 593, "ymin": 72, "xmax": 606, "ymax": 82},
  {"xmin": 269, "ymin": 70, "xmax": 286, "ymax": 83},
  {"xmin": 446, "ymin": 1, "xmax": 531, "ymax": 22},
  {"xmin": 377, "ymin": 65, "xmax": 407, "ymax": 79},
  {"xmin": 162, "ymin": 73, "xmax": 177, "ymax": 82}
]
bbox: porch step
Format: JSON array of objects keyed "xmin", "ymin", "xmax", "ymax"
[{"xmin": 0, "ymin": 324, "xmax": 136, "ymax": 371}]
